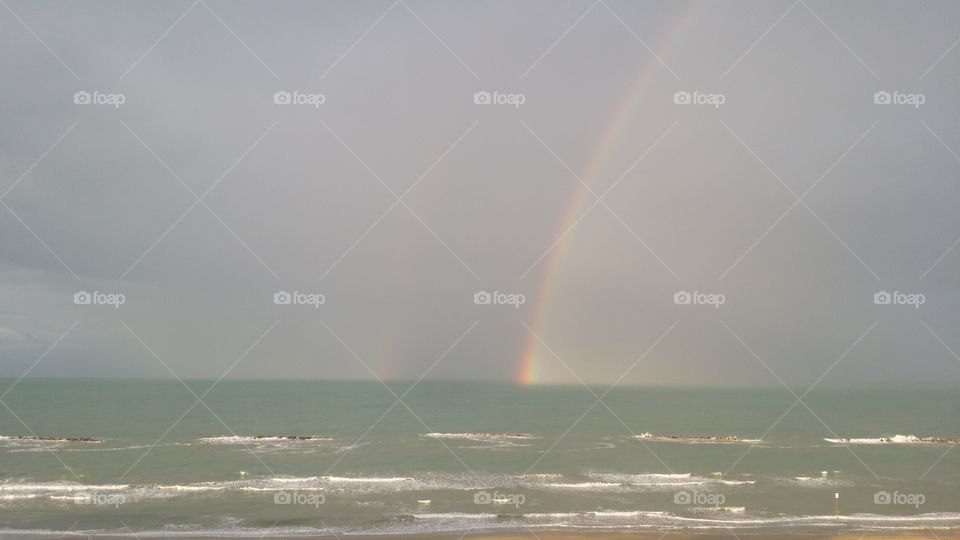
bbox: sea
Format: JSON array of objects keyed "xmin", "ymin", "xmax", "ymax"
[{"xmin": 0, "ymin": 379, "xmax": 957, "ymax": 537}]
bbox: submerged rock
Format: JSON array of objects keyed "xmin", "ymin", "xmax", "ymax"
[{"xmin": 3, "ymin": 435, "xmax": 102, "ymax": 442}]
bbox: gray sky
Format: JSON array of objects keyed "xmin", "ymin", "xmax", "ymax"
[{"xmin": 1, "ymin": 0, "xmax": 958, "ymax": 386}]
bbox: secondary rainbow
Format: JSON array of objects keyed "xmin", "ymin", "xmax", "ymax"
[{"xmin": 518, "ymin": 3, "xmax": 700, "ymax": 385}]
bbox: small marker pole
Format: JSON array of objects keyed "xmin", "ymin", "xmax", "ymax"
[{"xmin": 834, "ymin": 492, "xmax": 839, "ymax": 518}]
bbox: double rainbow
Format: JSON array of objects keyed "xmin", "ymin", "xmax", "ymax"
[{"xmin": 518, "ymin": 3, "xmax": 699, "ymax": 385}]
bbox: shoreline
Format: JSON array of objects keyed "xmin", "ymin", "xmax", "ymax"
[{"xmin": 7, "ymin": 533, "xmax": 960, "ymax": 540}]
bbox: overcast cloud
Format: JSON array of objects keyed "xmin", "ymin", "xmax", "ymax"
[{"xmin": 1, "ymin": 0, "xmax": 959, "ymax": 386}]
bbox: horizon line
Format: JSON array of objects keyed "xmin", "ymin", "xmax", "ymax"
[{"xmin": 0, "ymin": 375, "xmax": 955, "ymax": 390}]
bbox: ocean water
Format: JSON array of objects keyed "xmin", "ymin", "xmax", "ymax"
[{"xmin": 1, "ymin": 379, "xmax": 958, "ymax": 536}]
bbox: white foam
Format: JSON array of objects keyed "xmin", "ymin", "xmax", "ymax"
[
  {"xmin": 59, "ymin": 443, "xmax": 188, "ymax": 452},
  {"xmin": 198, "ymin": 436, "xmax": 333, "ymax": 443},
  {"xmin": 4, "ymin": 512, "xmax": 960, "ymax": 537},
  {"xmin": 780, "ymin": 475, "xmax": 850, "ymax": 488},
  {"xmin": 324, "ymin": 476, "xmax": 414, "ymax": 483},
  {"xmin": 0, "ymin": 481, "xmax": 128, "ymax": 493},
  {"xmin": 693, "ymin": 506, "xmax": 747, "ymax": 514},
  {"xmin": 0, "ymin": 481, "xmax": 130, "ymax": 502},
  {"xmin": 156, "ymin": 484, "xmax": 226, "ymax": 492},
  {"xmin": 540, "ymin": 482, "xmax": 623, "ymax": 490},
  {"xmin": 825, "ymin": 434, "xmax": 958, "ymax": 445},
  {"xmin": 0, "ymin": 494, "xmax": 39, "ymax": 501},
  {"xmin": 48, "ymin": 495, "xmax": 96, "ymax": 502},
  {"xmin": 587, "ymin": 472, "xmax": 755, "ymax": 487},
  {"xmin": 413, "ymin": 512, "xmax": 499, "ymax": 519},
  {"xmin": 267, "ymin": 476, "xmax": 319, "ymax": 483},
  {"xmin": 421, "ymin": 432, "xmax": 536, "ymax": 442},
  {"xmin": 635, "ymin": 433, "xmax": 762, "ymax": 444}
]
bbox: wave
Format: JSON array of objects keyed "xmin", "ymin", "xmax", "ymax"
[
  {"xmin": 405, "ymin": 509, "xmax": 960, "ymax": 525},
  {"xmin": 412, "ymin": 512, "xmax": 499, "ymax": 519},
  {"xmin": 523, "ymin": 473, "xmax": 755, "ymax": 492},
  {"xmin": 59, "ymin": 442, "xmax": 191, "ymax": 453},
  {"xmin": 399, "ymin": 510, "xmax": 960, "ymax": 533},
  {"xmin": 634, "ymin": 433, "xmax": 762, "ymax": 444},
  {"xmin": 0, "ymin": 481, "xmax": 130, "ymax": 501},
  {"xmin": 523, "ymin": 473, "xmax": 563, "ymax": 479},
  {"xmin": 0, "ymin": 470, "xmax": 758, "ymax": 501},
  {"xmin": 0, "ymin": 474, "xmax": 473, "ymax": 501},
  {"xmin": 692, "ymin": 506, "xmax": 747, "ymax": 513},
  {"xmin": 585, "ymin": 472, "xmax": 754, "ymax": 488},
  {"xmin": 196, "ymin": 435, "xmax": 344, "ymax": 455},
  {"xmin": 774, "ymin": 471, "xmax": 850, "ymax": 488},
  {"xmin": 324, "ymin": 476, "xmax": 415, "ymax": 483},
  {"xmin": 421, "ymin": 432, "xmax": 537, "ymax": 442},
  {"xmin": 199, "ymin": 435, "xmax": 334, "ymax": 443},
  {"xmin": 782, "ymin": 477, "xmax": 846, "ymax": 487},
  {"xmin": 825, "ymin": 434, "xmax": 959, "ymax": 445},
  {"xmin": 458, "ymin": 442, "xmax": 534, "ymax": 450},
  {"xmin": 539, "ymin": 482, "xmax": 623, "ymax": 491},
  {"xmin": 4, "ymin": 512, "xmax": 960, "ymax": 536},
  {"xmin": 0, "ymin": 481, "xmax": 129, "ymax": 493}
]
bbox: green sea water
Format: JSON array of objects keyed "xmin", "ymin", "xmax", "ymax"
[{"xmin": 0, "ymin": 379, "xmax": 957, "ymax": 536}]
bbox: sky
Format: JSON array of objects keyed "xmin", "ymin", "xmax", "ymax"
[{"xmin": 1, "ymin": 0, "xmax": 958, "ymax": 387}]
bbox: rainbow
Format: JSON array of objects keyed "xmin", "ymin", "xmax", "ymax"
[{"xmin": 518, "ymin": 3, "xmax": 700, "ymax": 385}]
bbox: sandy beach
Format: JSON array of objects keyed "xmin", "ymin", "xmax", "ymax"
[{"xmin": 22, "ymin": 533, "xmax": 957, "ymax": 540}]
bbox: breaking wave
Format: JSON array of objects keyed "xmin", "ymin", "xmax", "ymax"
[
  {"xmin": 825, "ymin": 434, "xmax": 959, "ymax": 445},
  {"xmin": 634, "ymin": 433, "xmax": 762, "ymax": 444},
  {"xmin": 421, "ymin": 432, "xmax": 537, "ymax": 442}
]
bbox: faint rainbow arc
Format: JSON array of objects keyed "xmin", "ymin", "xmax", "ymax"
[{"xmin": 518, "ymin": 4, "xmax": 699, "ymax": 385}]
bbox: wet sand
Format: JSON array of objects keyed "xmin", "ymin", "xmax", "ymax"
[{"xmin": 29, "ymin": 532, "xmax": 958, "ymax": 540}]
